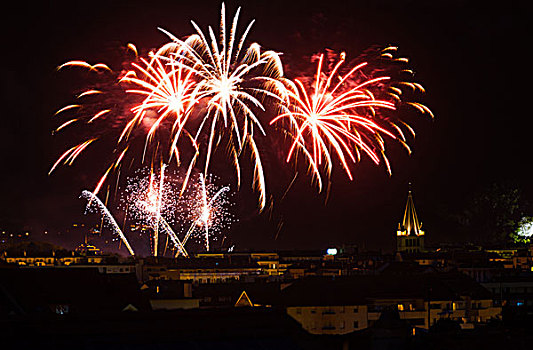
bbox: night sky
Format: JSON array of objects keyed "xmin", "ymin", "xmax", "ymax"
[{"xmin": 1, "ymin": 0, "xmax": 529, "ymax": 254}]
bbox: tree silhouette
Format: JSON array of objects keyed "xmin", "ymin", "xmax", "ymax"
[{"xmin": 458, "ymin": 183, "xmax": 529, "ymax": 245}]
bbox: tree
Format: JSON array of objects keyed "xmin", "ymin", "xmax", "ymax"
[
  {"xmin": 458, "ymin": 183, "xmax": 529, "ymax": 245},
  {"xmin": 510, "ymin": 216, "xmax": 533, "ymax": 245}
]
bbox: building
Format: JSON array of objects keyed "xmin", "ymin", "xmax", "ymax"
[
  {"xmin": 194, "ymin": 281, "xmax": 280, "ymax": 309},
  {"xmin": 482, "ymin": 273, "xmax": 533, "ymax": 309},
  {"xmin": 396, "ymin": 188, "xmax": 425, "ymax": 253},
  {"xmin": 282, "ymin": 270, "xmax": 501, "ymax": 335},
  {"xmin": 141, "ymin": 279, "xmax": 199, "ymax": 310}
]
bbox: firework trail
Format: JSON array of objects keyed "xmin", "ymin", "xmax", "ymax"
[
  {"xmin": 151, "ymin": 165, "xmax": 165, "ymax": 257},
  {"xmin": 52, "ymin": 49, "xmax": 201, "ymax": 205},
  {"xmin": 158, "ymin": 218, "xmax": 189, "ymax": 257},
  {"xmin": 81, "ymin": 190, "xmax": 135, "ymax": 256},
  {"xmin": 271, "ymin": 48, "xmax": 432, "ymax": 190}
]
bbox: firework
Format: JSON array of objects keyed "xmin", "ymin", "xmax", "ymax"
[
  {"xmin": 52, "ymin": 4, "xmax": 285, "ymax": 211},
  {"xmin": 159, "ymin": 218, "xmax": 189, "ymax": 257},
  {"xmin": 53, "ymin": 5, "xmax": 433, "ymax": 244},
  {"xmin": 271, "ymin": 49, "xmax": 432, "ymax": 190},
  {"xmin": 52, "ymin": 51, "xmax": 202, "ymax": 202},
  {"xmin": 158, "ymin": 3, "xmax": 287, "ymax": 209},
  {"xmin": 120, "ymin": 169, "xmax": 233, "ymax": 255},
  {"xmin": 81, "ymin": 190, "xmax": 135, "ymax": 256},
  {"xmin": 82, "ymin": 183, "xmax": 188, "ymax": 257},
  {"xmin": 182, "ymin": 173, "xmax": 233, "ymax": 252},
  {"xmin": 118, "ymin": 52, "xmax": 200, "ymax": 165},
  {"xmin": 122, "ymin": 166, "xmax": 182, "ymax": 256}
]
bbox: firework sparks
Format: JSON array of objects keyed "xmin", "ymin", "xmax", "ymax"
[
  {"xmin": 81, "ymin": 190, "xmax": 135, "ymax": 256},
  {"xmin": 120, "ymin": 168, "xmax": 233, "ymax": 255},
  {"xmin": 118, "ymin": 52, "xmax": 200, "ymax": 161},
  {"xmin": 271, "ymin": 50, "xmax": 432, "ymax": 190},
  {"xmin": 122, "ymin": 166, "xmax": 180, "ymax": 256},
  {"xmin": 183, "ymin": 173, "xmax": 233, "ymax": 252},
  {"xmin": 120, "ymin": 166, "xmax": 193, "ymax": 257}
]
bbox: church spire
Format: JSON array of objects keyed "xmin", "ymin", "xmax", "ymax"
[{"xmin": 397, "ymin": 185, "xmax": 424, "ymax": 237}]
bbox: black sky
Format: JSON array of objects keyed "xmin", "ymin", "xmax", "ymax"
[{"xmin": 0, "ymin": 0, "xmax": 530, "ymax": 253}]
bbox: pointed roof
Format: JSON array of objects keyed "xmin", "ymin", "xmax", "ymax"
[
  {"xmin": 234, "ymin": 290, "xmax": 254, "ymax": 307},
  {"xmin": 399, "ymin": 187, "xmax": 424, "ymax": 236}
]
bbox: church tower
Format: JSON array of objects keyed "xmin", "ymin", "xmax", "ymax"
[{"xmin": 396, "ymin": 186, "xmax": 425, "ymax": 253}]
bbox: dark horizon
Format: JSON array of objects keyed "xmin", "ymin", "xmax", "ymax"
[{"xmin": 1, "ymin": 0, "xmax": 530, "ymax": 254}]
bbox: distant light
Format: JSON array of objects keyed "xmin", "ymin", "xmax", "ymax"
[{"xmin": 327, "ymin": 248, "xmax": 338, "ymax": 255}]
